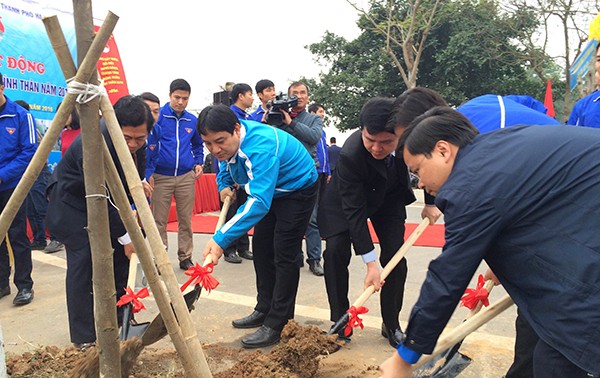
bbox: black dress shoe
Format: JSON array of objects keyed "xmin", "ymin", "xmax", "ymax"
[
  {"xmin": 241, "ymin": 325, "xmax": 280, "ymax": 348},
  {"xmin": 0, "ymin": 286, "xmax": 10, "ymax": 299},
  {"xmin": 308, "ymin": 260, "xmax": 324, "ymax": 276},
  {"xmin": 13, "ymin": 288, "xmax": 34, "ymax": 306},
  {"xmin": 238, "ymin": 250, "xmax": 253, "ymax": 260},
  {"xmin": 232, "ymin": 310, "xmax": 266, "ymax": 329},
  {"xmin": 381, "ymin": 323, "xmax": 405, "ymax": 348},
  {"xmin": 224, "ymin": 252, "xmax": 242, "ymax": 264},
  {"xmin": 179, "ymin": 258, "xmax": 194, "ymax": 270}
]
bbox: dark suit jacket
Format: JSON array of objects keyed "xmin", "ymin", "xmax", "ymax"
[
  {"xmin": 46, "ymin": 124, "xmax": 145, "ymax": 249},
  {"xmin": 328, "ymin": 144, "xmax": 341, "ymax": 171},
  {"xmin": 318, "ymin": 130, "xmax": 415, "ymax": 255}
]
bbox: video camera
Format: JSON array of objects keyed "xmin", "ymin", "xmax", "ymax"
[{"xmin": 265, "ymin": 93, "xmax": 298, "ymax": 127}]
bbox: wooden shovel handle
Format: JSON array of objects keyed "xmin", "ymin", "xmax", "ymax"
[
  {"xmin": 126, "ymin": 253, "xmax": 139, "ymax": 289},
  {"xmin": 351, "ymin": 218, "xmax": 430, "ymax": 308},
  {"xmin": 414, "ymin": 294, "xmax": 514, "ymax": 368},
  {"xmin": 202, "ymin": 195, "xmax": 233, "ymax": 267}
]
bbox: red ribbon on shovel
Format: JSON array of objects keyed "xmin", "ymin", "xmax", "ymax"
[
  {"xmin": 180, "ymin": 262, "xmax": 220, "ymax": 293},
  {"xmin": 460, "ymin": 274, "xmax": 490, "ymax": 310},
  {"xmin": 116, "ymin": 286, "xmax": 150, "ymax": 313},
  {"xmin": 344, "ymin": 305, "xmax": 369, "ymax": 336}
]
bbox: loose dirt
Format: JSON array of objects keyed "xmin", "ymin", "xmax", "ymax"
[{"xmin": 5, "ymin": 321, "xmax": 380, "ymax": 377}]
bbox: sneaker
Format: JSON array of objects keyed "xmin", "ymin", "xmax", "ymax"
[
  {"xmin": 44, "ymin": 240, "xmax": 64, "ymax": 253},
  {"xmin": 31, "ymin": 242, "xmax": 47, "ymax": 251},
  {"xmin": 224, "ymin": 252, "xmax": 242, "ymax": 264},
  {"xmin": 73, "ymin": 342, "xmax": 96, "ymax": 352},
  {"xmin": 308, "ymin": 260, "xmax": 324, "ymax": 276},
  {"xmin": 238, "ymin": 250, "xmax": 253, "ymax": 260}
]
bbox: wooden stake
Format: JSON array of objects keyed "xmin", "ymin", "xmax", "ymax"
[{"xmin": 72, "ymin": 3, "xmax": 121, "ymax": 374}]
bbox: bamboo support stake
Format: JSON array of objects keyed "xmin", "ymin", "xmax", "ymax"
[
  {"xmin": 101, "ymin": 144, "xmax": 201, "ymax": 375},
  {"xmin": 72, "ymin": 3, "xmax": 121, "ymax": 374},
  {"xmin": 42, "ymin": 16, "xmax": 208, "ymax": 377},
  {"xmin": 101, "ymin": 95, "xmax": 211, "ymax": 377}
]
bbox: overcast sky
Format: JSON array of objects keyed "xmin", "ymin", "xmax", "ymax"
[{"xmin": 78, "ymin": 0, "xmax": 366, "ymax": 113}]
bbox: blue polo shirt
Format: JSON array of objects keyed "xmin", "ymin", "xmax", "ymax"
[
  {"xmin": 230, "ymin": 104, "xmax": 249, "ymax": 120},
  {"xmin": 567, "ymin": 91, "xmax": 600, "ymax": 128}
]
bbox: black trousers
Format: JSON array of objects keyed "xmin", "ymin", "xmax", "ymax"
[
  {"xmin": 251, "ymin": 183, "xmax": 317, "ymax": 332},
  {"xmin": 65, "ymin": 238, "xmax": 129, "ymax": 344},
  {"xmin": 506, "ymin": 309, "xmax": 538, "ymax": 378},
  {"xmin": 0, "ymin": 187, "xmax": 33, "ymax": 291},
  {"xmin": 323, "ymin": 217, "xmax": 407, "ymax": 329},
  {"xmin": 533, "ymin": 338, "xmax": 594, "ymax": 377},
  {"xmin": 224, "ymin": 187, "xmax": 250, "ymax": 255},
  {"xmin": 507, "ymin": 310, "xmax": 596, "ymax": 378}
]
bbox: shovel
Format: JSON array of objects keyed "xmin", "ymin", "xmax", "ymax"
[
  {"xmin": 413, "ymin": 292, "xmax": 514, "ymax": 378},
  {"xmin": 413, "ymin": 279, "xmax": 496, "ymax": 377},
  {"xmin": 140, "ymin": 196, "xmax": 232, "ymax": 346},
  {"xmin": 328, "ymin": 218, "xmax": 430, "ymax": 336},
  {"xmin": 119, "ymin": 253, "xmax": 150, "ymax": 340}
]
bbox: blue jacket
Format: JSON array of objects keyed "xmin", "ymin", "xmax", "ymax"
[
  {"xmin": 567, "ymin": 90, "xmax": 600, "ymax": 128},
  {"xmin": 230, "ymin": 104, "xmax": 249, "ymax": 120},
  {"xmin": 214, "ymin": 119, "xmax": 318, "ymax": 249},
  {"xmin": 249, "ymin": 105, "xmax": 266, "ymax": 122},
  {"xmin": 402, "ymin": 125, "xmax": 600, "ymax": 375},
  {"xmin": 0, "ymin": 96, "xmax": 37, "ymax": 191},
  {"xmin": 146, "ymin": 103, "xmax": 203, "ymax": 179},
  {"xmin": 457, "ymin": 94, "xmax": 560, "ymax": 133},
  {"xmin": 316, "ymin": 130, "xmax": 330, "ymax": 175}
]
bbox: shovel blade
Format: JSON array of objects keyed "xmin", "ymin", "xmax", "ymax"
[
  {"xmin": 141, "ymin": 284, "xmax": 202, "ymax": 346},
  {"xmin": 120, "ymin": 303, "xmax": 151, "ymax": 340},
  {"xmin": 414, "ymin": 349, "xmax": 472, "ymax": 378},
  {"xmin": 328, "ymin": 313, "xmax": 350, "ymax": 335}
]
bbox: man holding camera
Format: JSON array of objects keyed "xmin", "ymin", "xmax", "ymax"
[{"xmin": 277, "ymin": 81, "xmax": 324, "ymax": 275}]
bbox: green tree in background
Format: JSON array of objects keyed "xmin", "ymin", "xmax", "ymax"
[{"xmin": 307, "ymin": 0, "xmax": 566, "ymax": 131}]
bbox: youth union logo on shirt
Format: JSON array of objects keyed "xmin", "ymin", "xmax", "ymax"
[
  {"xmin": 185, "ymin": 128, "xmax": 192, "ymax": 134},
  {"xmin": 6, "ymin": 127, "xmax": 16, "ymax": 135}
]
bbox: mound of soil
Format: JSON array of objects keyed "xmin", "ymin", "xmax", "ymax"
[{"xmin": 5, "ymin": 321, "xmax": 379, "ymax": 377}]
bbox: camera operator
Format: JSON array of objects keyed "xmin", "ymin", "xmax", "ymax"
[{"xmin": 277, "ymin": 81, "xmax": 323, "ymax": 273}]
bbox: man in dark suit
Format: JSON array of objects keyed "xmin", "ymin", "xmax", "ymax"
[
  {"xmin": 381, "ymin": 107, "xmax": 600, "ymax": 378},
  {"xmin": 328, "ymin": 136, "xmax": 341, "ymax": 172},
  {"xmin": 46, "ymin": 95, "xmax": 152, "ymax": 350},
  {"xmin": 318, "ymin": 92, "xmax": 443, "ymax": 348}
]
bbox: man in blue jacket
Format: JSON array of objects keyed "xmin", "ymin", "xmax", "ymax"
[
  {"xmin": 146, "ymin": 79, "xmax": 204, "ymax": 270},
  {"xmin": 199, "ymin": 104, "xmax": 317, "ymax": 349},
  {"xmin": 381, "ymin": 107, "xmax": 600, "ymax": 378},
  {"xmin": 567, "ymin": 43, "xmax": 600, "ymax": 128},
  {"xmin": 0, "ymin": 73, "xmax": 37, "ymax": 306}
]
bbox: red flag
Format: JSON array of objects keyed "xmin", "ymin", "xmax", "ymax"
[{"xmin": 544, "ymin": 79, "xmax": 555, "ymax": 118}]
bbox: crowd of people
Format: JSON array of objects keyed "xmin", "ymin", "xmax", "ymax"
[{"xmin": 0, "ymin": 43, "xmax": 599, "ymax": 377}]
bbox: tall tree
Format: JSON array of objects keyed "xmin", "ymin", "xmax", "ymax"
[
  {"xmin": 502, "ymin": 0, "xmax": 600, "ymax": 113},
  {"xmin": 308, "ymin": 0, "xmax": 556, "ymax": 131}
]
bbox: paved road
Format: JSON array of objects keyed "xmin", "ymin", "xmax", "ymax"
[{"xmin": 0, "ymin": 192, "xmax": 517, "ymax": 376}]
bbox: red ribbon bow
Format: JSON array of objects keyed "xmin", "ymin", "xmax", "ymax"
[
  {"xmin": 116, "ymin": 286, "xmax": 149, "ymax": 313},
  {"xmin": 180, "ymin": 262, "xmax": 219, "ymax": 293},
  {"xmin": 344, "ymin": 305, "xmax": 369, "ymax": 336},
  {"xmin": 460, "ymin": 274, "xmax": 490, "ymax": 310}
]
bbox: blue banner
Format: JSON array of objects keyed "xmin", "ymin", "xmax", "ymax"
[
  {"xmin": 1, "ymin": 1, "xmax": 79, "ymax": 121},
  {"xmin": 569, "ymin": 39, "xmax": 598, "ymax": 92}
]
